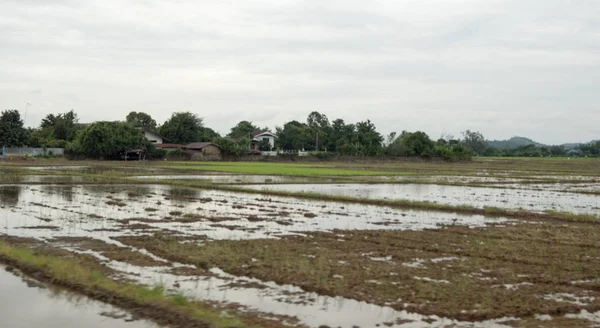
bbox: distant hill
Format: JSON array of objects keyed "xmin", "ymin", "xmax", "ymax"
[
  {"xmin": 560, "ymin": 140, "xmax": 599, "ymax": 149},
  {"xmin": 487, "ymin": 137, "xmax": 544, "ymax": 150}
]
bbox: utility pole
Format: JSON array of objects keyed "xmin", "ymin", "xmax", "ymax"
[{"xmin": 24, "ymin": 102, "xmax": 31, "ymax": 124}]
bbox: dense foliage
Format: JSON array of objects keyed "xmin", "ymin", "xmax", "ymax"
[
  {"xmin": 126, "ymin": 111, "xmax": 157, "ymax": 130},
  {"xmin": 29, "ymin": 110, "xmax": 82, "ymax": 148},
  {"xmin": 3, "ymin": 108, "xmax": 597, "ymax": 159},
  {"xmin": 0, "ymin": 110, "xmax": 27, "ymax": 147},
  {"xmin": 68, "ymin": 121, "xmax": 147, "ymax": 159},
  {"xmin": 158, "ymin": 112, "xmax": 209, "ymax": 144}
]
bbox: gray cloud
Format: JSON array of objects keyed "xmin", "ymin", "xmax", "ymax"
[{"xmin": 1, "ymin": 0, "xmax": 598, "ymax": 144}]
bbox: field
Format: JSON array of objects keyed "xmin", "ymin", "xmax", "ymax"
[{"xmin": 0, "ymin": 157, "xmax": 599, "ymax": 327}]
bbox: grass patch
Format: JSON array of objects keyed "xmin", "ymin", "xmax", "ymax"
[{"xmin": 168, "ymin": 162, "xmax": 405, "ymax": 176}]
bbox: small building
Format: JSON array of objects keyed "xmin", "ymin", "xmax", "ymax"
[
  {"xmin": 141, "ymin": 128, "xmax": 163, "ymax": 144},
  {"xmin": 183, "ymin": 142, "xmax": 222, "ymax": 161},
  {"xmin": 251, "ymin": 131, "xmax": 277, "ymax": 151},
  {"xmin": 566, "ymin": 149, "xmax": 583, "ymax": 156}
]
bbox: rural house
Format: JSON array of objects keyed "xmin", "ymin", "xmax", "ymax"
[
  {"xmin": 141, "ymin": 128, "xmax": 163, "ymax": 144},
  {"xmin": 251, "ymin": 131, "xmax": 276, "ymax": 151},
  {"xmin": 183, "ymin": 142, "xmax": 222, "ymax": 160}
]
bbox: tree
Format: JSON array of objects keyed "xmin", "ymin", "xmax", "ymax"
[
  {"xmin": 126, "ymin": 111, "xmax": 157, "ymax": 130},
  {"xmin": 69, "ymin": 121, "xmax": 147, "ymax": 159},
  {"xmin": 199, "ymin": 127, "xmax": 221, "ymax": 142},
  {"xmin": 158, "ymin": 112, "xmax": 204, "ymax": 144},
  {"xmin": 276, "ymin": 121, "xmax": 313, "ymax": 150},
  {"xmin": 306, "ymin": 111, "xmax": 331, "ymax": 151},
  {"xmin": 354, "ymin": 120, "xmax": 384, "ymax": 155},
  {"xmin": 228, "ymin": 121, "xmax": 260, "ymax": 139},
  {"xmin": 461, "ymin": 130, "xmax": 488, "ymax": 155},
  {"xmin": 329, "ymin": 119, "xmax": 356, "ymax": 153},
  {"xmin": 0, "ymin": 110, "xmax": 27, "ymax": 147},
  {"xmin": 388, "ymin": 131, "xmax": 434, "ymax": 157},
  {"xmin": 32, "ymin": 110, "xmax": 81, "ymax": 147}
]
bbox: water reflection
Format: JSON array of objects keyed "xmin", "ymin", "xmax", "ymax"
[{"xmin": 0, "ymin": 265, "xmax": 160, "ymax": 328}]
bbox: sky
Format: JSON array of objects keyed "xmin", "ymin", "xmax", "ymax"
[{"xmin": 1, "ymin": 0, "xmax": 598, "ymax": 144}]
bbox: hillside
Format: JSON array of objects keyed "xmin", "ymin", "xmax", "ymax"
[{"xmin": 487, "ymin": 137, "xmax": 543, "ymax": 149}]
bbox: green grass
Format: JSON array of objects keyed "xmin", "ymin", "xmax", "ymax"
[
  {"xmin": 168, "ymin": 161, "xmax": 406, "ymax": 176},
  {"xmin": 0, "ymin": 241, "xmax": 247, "ymax": 328}
]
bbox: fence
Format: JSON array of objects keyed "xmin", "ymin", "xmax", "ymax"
[
  {"xmin": 261, "ymin": 150, "xmax": 310, "ymax": 157},
  {"xmin": 1, "ymin": 147, "xmax": 64, "ymax": 158}
]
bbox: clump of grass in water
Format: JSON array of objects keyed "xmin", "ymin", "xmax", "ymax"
[
  {"xmin": 0, "ymin": 242, "xmax": 246, "ymax": 328},
  {"xmin": 106, "ymin": 200, "xmax": 126, "ymax": 207}
]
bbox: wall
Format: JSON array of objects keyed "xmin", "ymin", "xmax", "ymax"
[
  {"xmin": 1, "ymin": 147, "xmax": 64, "ymax": 158},
  {"xmin": 186, "ymin": 145, "xmax": 222, "ymax": 161}
]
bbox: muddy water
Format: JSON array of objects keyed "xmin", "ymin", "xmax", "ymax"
[
  {"xmin": 0, "ymin": 184, "xmax": 508, "ymax": 241},
  {"xmin": 0, "ymin": 265, "xmax": 160, "ymax": 328},
  {"xmin": 0, "ymin": 183, "xmax": 514, "ymax": 327},
  {"xmin": 245, "ymin": 183, "xmax": 600, "ymax": 215}
]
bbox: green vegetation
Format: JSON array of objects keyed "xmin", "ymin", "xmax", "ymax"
[
  {"xmin": 0, "ymin": 241, "xmax": 247, "ymax": 328},
  {"xmin": 158, "ymin": 112, "xmax": 218, "ymax": 144},
  {"xmin": 28, "ymin": 110, "xmax": 81, "ymax": 148},
  {"xmin": 0, "ymin": 110, "xmax": 28, "ymax": 147},
  {"xmin": 126, "ymin": 111, "xmax": 158, "ymax": 130},
  {"xmin": 169, "ymin": 161, "xmax": 404, "ymax": 176},
  {"xmin": 66, "ymin": 121, "xmax": 148, "ymax": 159}
]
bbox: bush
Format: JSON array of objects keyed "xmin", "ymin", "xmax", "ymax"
[
  {"xmin": 148, "ymin": 147, "xmax": 167, "ymax": 160},
  {"xmin": 69, "ymin": 121, "xmax": 147, "ymax": 159}
]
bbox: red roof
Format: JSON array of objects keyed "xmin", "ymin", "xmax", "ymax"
[
  {"xmin": 156, "ymin": 143, "xmax": 183, "ymax": 149},
  {"xmin": 184, "ymin": 142, "xmax": 221, "ymax": 150}
]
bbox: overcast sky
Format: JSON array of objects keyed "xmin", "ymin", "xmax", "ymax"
[{"xmin": 1, "ymin": 0, "xmax": 598, "ymax": 144}]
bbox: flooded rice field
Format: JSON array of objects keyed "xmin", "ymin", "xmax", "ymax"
[
  {"xmin": 0, "ymin": 184, "xmax": 506, "ymax": 240},
  {"xmin": 0, "ymin": 264, "xmax": 159, "ymax": 328},
  {"xmin": 2, "ymin": 161, "xmax": 600, "ymax": 327},
  {"xmin": 0, "ymin": 183, "xmax": 521, "ymax": 327},
  {"xmin": 245, "ymin": 183, "xmax": 600, "ymax": 215}
]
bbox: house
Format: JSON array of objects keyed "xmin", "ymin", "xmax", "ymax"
[
  {"xmin": 566, "ymin": 149, "xmax": 583, "ymax": 156},
  {"xmin": 183, "ymin": 142, "xmax": 222, "ymax": 160},
  {"xmin": 251, "ymin": 131, "xmax": 276, "ymax": 151},
  {"xmin": 155, "ymin": 143, "xmax": 183, "ymax": 150},
  {"xmin": 141, "ymin": 128, "xmax": 163, "ymax": 144}
]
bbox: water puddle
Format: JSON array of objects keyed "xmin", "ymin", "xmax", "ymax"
[
  {"xmin": 0, "ymin": 264, "xmax": 160, "ymax": 328},
  {"xmin": 245, "ymin": 184, "xmax": 600, "ymax": 215},
  {"xmin": 0, "ymin": 184, "xmax": 509, "ymax": 241},
  {"xmin": 0, "ymin": 183, "xmax": 519, "ymax": 327}
]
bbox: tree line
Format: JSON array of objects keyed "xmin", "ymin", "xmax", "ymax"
[{"xmin": 1, "ymin": 109, "xmax": 598, "ymax": 159}]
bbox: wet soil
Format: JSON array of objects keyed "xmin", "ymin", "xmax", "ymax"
[
  {"xmin": 50, "ymin": 237, "xmax": 169, "ymax": 267},
  {"xmin": 114, "ymin": 222, "xmax": 600, "ymax": 322}
]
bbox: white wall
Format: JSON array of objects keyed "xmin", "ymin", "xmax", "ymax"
[
  {"xmin": 143, "ymin": 131, "xmax": 163, "ymax": 144},
  {"xmin": 256, "ymin": 134, "xmax": 275, "ymax": 149}
]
